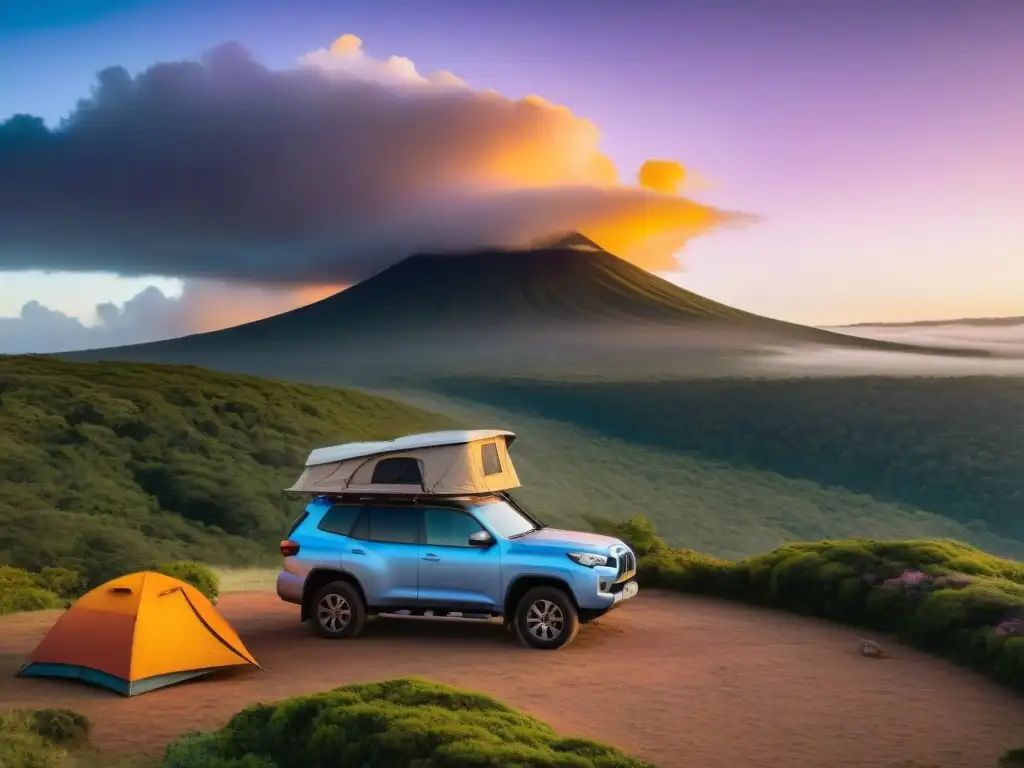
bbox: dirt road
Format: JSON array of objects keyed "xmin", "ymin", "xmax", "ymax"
[{"xmin": 1, "ymin": 590, "xmax": 1021, "ymax": 767}]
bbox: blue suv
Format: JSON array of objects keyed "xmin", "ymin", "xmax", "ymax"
[{"xmin": 277, "ymin": 492, "xmax": 639, "ymax": 649}]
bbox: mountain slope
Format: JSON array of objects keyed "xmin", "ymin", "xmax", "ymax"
[
  {"xmin": 0, "ymin": 356, "xmax": 453, "ymax": 586},
  {"xmin": 68, "ymin": 239, "xmax": 992, "ymax": 383}
]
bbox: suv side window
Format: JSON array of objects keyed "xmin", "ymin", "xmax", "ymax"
[
  {"xmin": 423, "ymin": 507, "xmax": 485, "ymax": 548},
  {"xmin": 317, "ymin": 505, "xmax": 361, "ymax": 536},
  {"xmin": 363, "ymin": 505, "xmax": 420, "ymax": 545},
  {"xmin": 287, "ymin": 510, "xmax": 309, "ymax": 537},
  {"xmin": 348, "ymin": 508, "xmax": 370, "ymax": 541}
]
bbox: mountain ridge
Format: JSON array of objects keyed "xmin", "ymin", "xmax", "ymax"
[
  {"xmin": 67, "ymin": 240, "xmax": 993, "ymax": 362},
  {"xmin": 841, "ymin": 316, "xmax": 1024, "ymax": 329}
]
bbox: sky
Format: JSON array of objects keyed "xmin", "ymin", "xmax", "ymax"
[{"xmin": 0, "ymin": 0, "xmax": 1021, "ymax": 353}]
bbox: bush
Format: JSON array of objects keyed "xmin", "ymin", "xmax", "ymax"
[
  {"xmin": 1000, "ymin": 748, "xmax": 1024, "ymax": 768},
  {"xmin": 0, "ymin": 566, "xmax": 70, "ymax": 616},
  {"xmin": 161, "ymin": 678, "xmax": 654, "ymax": 768},
  {"xmin": 0, "ymin": 708, "xmax": 91, "ymax": 768},
  {"xmin": 33, "ymin": 568, "xmax": 86, "ymax": 600},
  {"xmin": 28, "ymin": 709, "xmax": 90, "ymax": 748},
  {"xmin": 154, "ymin": 561, "xmax": 220, "ymax": 603},
  {"xmin": 597, "ymin": 517, "xmax": 1024, "ymax": 693}
]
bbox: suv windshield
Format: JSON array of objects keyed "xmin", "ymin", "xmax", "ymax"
[{"xmin": 471, "ymin": 500, "xmax": 537, "ymax": 539}]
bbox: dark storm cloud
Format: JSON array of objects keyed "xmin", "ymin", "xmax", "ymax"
[{"xmin": 0, "ymin": 37, "xmax": 734, "ymax": 285}]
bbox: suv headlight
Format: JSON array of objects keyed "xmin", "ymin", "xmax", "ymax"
[{"xmin": 567, "ymin": 552, "xmax": 609, "ymax": 568}]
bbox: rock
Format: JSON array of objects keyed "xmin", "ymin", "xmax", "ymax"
[{"xmin": 858, "ymin": 639, "xmax": 886, "ymax": 658}]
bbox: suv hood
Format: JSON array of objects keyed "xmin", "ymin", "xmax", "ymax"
[{"xmin": 515, "ymin": 527, "xmax": 625, "ymax": 553}]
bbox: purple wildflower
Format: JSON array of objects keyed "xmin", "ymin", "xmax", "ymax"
[
  {"xmin": 995, "ymin": 618, "xmax": 1024, "ymax": 636},
  {"xmin": 883, "ymin": 569, "xmax": 931, "ymax": 589},
  {"xmin": 896, "ymin": 570, "xmax": 929, "ymax": 585}
]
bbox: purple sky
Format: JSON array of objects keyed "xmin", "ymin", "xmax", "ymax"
[{"xmin": 1, "ymin": 0, "xmax": 1021, "ymax": 328}]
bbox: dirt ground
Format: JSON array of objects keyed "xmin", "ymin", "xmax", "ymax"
[{"xmin": 1, "ymin": 590, "xmax": 1021, "ymax": 768}]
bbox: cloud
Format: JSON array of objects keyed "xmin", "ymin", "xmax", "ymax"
[
  {"xmin": 638, "ymin": 160, "xmax": 687, "ymax": 195},
  {"xmin": 0, "ymin": 34, "xmax": 743, "ymax": 289},
  {"xmin": 0, "ymin": 281, "xmax": 342, "ymax": 354},
  {"xmin": 298, "ymin": 33, "xmax": 469, "ymax": 90},
  {"xmin": 824, "ymin": 322, "xmax": 1024, "ymax": 355}
]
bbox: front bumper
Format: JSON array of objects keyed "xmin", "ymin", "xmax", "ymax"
[
  {"xmin": 577, "ymin": 578, "xmax": 639, "ymax": 622},
  {"xmin": 611, "ymin": 579, "xmax": 639, "ymax": 604}
]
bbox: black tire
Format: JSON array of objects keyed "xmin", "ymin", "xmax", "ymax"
[
  {"xmin": 311, "ymin": 581, "xmax": 367, "ymax": 639},
  {"xmin": 513, "ymin": 586, "xmax": 580, "ymax": 650}
]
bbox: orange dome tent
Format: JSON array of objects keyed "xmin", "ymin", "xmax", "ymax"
[{"xmin": 17, "ymin": 571, "xmax": 260, "ymax": 696}]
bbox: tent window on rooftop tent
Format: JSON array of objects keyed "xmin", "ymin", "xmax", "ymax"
[
  {"xmin": 370, "ymin": 457, "xmax": 424, "ymax": 485},
  {"xmin": 480, "ymin": 442, "xmax": 503, "ymax": 476}
]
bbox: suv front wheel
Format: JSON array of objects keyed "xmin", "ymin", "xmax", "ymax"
[
  {"xmin": 513, "ymin": 586, "xmax": 580, "ymax": 650},
  {"xmin": 311, "ymin": 581, "xmax": 367, "ymax": 640}
]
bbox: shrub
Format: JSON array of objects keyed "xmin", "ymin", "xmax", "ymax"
[
  {"xmin": 1000, "ymin": 748, "xmax": 1024, "ymax": 768},
  {"xmin": 621, "ymin": 518, "xmax": 1024, "ymax": 693},
  {"xmin": 0, "ymin": 708, "xmax": 91, "ymax": 768},
  {"xmin": 154, "ymin": 561, "xmax": 220, "ymax": 603},
  {"xmin": 161, "ymin": 678, "xmax": 654, "ymax": 768},
  {"xmin": 0, "ymin": 566, "xmax": 67, "ymax": 616},
  {"xmin": 0, "ymin": 584, "xmax": 63, "ymax": 616},
  {"xmin": 28, "ymin": 709, "xmax": 90, "ymax": 748},
  {"xmin": 33, "ymin": 568, "xmax": 86, "ymax": 600}
]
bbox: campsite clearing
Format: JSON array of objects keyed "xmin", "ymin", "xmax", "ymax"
[{"xmin": 1, "ymin": 590, "xmax": 1021, "ymax": 768}]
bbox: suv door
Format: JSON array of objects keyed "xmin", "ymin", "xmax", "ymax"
[
  {"xmin": 346, "ymin": 505, "xmax": 421, "ymax": 608},
  {"xmin": 417, "ymin": 506, "xmax": 502, "ymax": 611}
]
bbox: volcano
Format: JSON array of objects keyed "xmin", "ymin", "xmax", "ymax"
[{"xmin": 66, "ymin": 237, "xmax": 991, "ymax": 383}]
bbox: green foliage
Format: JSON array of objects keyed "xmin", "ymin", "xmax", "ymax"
[
  {"xmin": 618, "ymin": 516, "xmax": 1024, "ymax": 693},
  {"xmin": 154, "ymin": 561, "xmax": 220, "ymax": 602},
  {"xmin": 0, "ymin": 566, "xmax": 66, "ymax": 615},
  {"xmin": 161, "ymin": 678, "xmax": 653, "ymax": 768},
  {"xmin": 26, "ymin": 710, "xmax": 90, "ymax": 748},
  {"xmin": 32, "ymin": 568, "xmax": 86, "ymax": 600},
  {"xmin": 1000, "ymin": 748, "xmax": 1024, "ymax": 768},
  {"xmin": 0, "ymin": 708, "xmax": 90, "ymax": 768},
  {"xmin": 0, "ymin": 357, "xmax": 453, "ymax": 587}
]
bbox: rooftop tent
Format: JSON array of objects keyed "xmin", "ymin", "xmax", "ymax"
[
  {"xmin": 18, "ymin": 571, "xmax": 260, "ymax": 696},
  {"xmin": 286, "ymin": 429, "xmax": 521, "ymax": 496}
]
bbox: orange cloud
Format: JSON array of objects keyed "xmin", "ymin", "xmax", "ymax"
[
  {"xmin": 638, "ymin": 160, "xmax": 687, "ymax": 195},
  {"xmin": 300, "ymin": 34, "xmax": 745, "ymax": 272}
]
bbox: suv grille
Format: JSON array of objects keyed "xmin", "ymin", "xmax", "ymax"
[{"xmin": 615, "ymin": 549, "xmax": 636, "ymax": 582}]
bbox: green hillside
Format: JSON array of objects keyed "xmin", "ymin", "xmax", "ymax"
[
  {"xmin": 412, "ymin": 374, "xmax": 1024, "ymax": 558},
  {"xmin": 0, "ymin": 356, "xmax": 453, "ymax": 586},
  {"xmin": 4, "ymin": 355, "xmax": 1023, "ymax": 586}
]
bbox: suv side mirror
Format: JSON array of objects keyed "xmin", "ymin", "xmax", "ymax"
[{"xmin": 468, "ymin": 530, "xmax": 495, "ymax": 548}]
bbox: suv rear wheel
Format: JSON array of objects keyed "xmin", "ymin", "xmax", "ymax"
[
  {"xmin": 311, "ymin": 581, "xmax": 367, "ymax": 640},
  {"xmin": 513, "ymin": 586, "xmax": 580, "ymax": 650}
]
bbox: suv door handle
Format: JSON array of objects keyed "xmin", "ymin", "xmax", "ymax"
[
  {"xmin": 351, "ymin": 548, "xmax": 366, "ymax": 555},
  {"xmin": 422, "ymin": 553, "xmax": 440, "ymax": 562}
]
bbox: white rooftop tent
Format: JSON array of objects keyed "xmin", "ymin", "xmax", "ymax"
[{"xmin": 285, "ymin": 430, "xmax": 521, "ymax": 496}]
